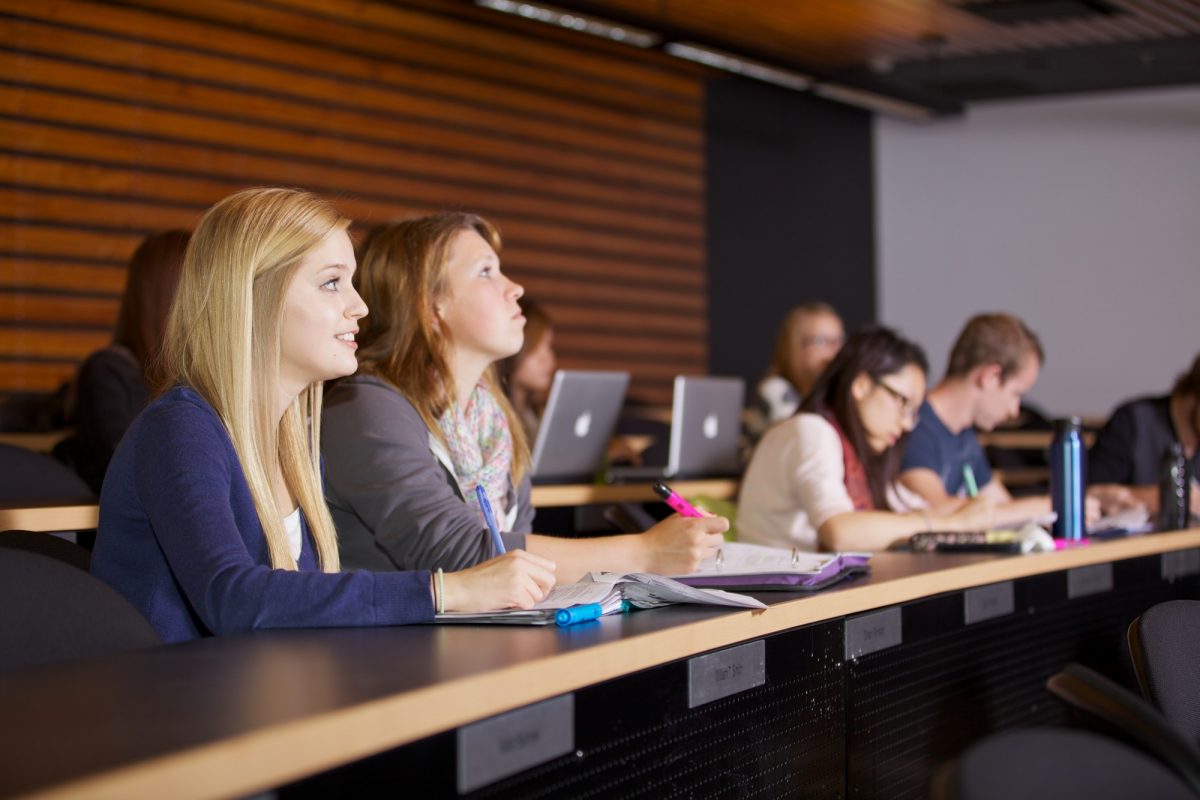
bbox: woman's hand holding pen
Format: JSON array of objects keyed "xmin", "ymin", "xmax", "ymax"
[
  {"xmin": 941, "ymin": 496, "xmax": 997, "ymax": 532},
  {"xmin": 638, "ymin": 514, "xmax": 728, "ymax": 575},
  {"xmin": 441, "ymin": 550, "xmax": 557, "ymax": 612}
]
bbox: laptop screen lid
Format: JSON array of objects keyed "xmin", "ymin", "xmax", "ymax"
[
  {"xmin": 668, "ymin": 375, "xmax": 745, "ymax": 478},
  {"xmin": 531, "ymin": 370, "xmax": 630, "ymax": 484}
]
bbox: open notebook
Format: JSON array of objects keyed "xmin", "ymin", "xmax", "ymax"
[
  {"xmin": 671, "ymin": 542, "xmax": 872, "ymax": 592},
  {"xmin": 435, "ymin": 571, "xmax": 765, "ymax": 626}
]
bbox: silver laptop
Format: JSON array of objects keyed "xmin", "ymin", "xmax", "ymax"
[
  {"xmin": 530, "ymin": 370, "xmax": 630, "ymax": 484},
  {"xmin": 609, "ymin": 375, "xmax": 745, "ymax": 481}
]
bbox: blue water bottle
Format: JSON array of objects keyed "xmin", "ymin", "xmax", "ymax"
[{"xmin": 1049, "ymin": 417, "xmax": 1086, "ymax": 540}]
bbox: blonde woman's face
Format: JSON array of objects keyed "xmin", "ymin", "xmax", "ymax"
[
  {"xmin": 791, "ymin": 312, "xmax": 845, "ymax": 390},
  {"xmin": 279, "ymin": 230, "xmax": 366, "ymax": 396},
  {"xmin": 437, "ymin": 228, "xmax": 525, "ymax": 367}
]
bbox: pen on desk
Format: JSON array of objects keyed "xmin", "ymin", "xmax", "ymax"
[
  {"xmin": 556, "ymin": 603, "xmax": 604, "ymax": 627},
  {"xmin": 652, "ymin": 481, "xmax": 705, "ymax": 518},
  {"xmin": 962, "ymin": 464, "xmax": 979, "ymax": 498},
  {"xmin": 475, "ymin": 484, "xmax": 506, "ymax": 556}
]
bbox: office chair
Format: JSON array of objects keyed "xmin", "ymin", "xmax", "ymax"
[
  {"xmin": 1046, "ymin": 663, "xmax": 1200, "ymax": 796},
  {"xmin": 0, "ymin": 547, "xmax": 162, "ymax": 672},
  {"xmin": 1129, "ymin": 600, "xmax": 1200, "ymax": 746},
  {"xmin": 930, "ymin": 728, "xmax": 1195, "ymax": 800},
  {"xmin": 0, "ymin": 443, "xmax": 94, "ymax": 504},
  {"xmin": 0, "ymin": 529, "xmax": 91, "ymax": 571}
]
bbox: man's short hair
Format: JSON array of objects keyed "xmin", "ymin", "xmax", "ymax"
[{"xmin": 945, "ymin": 313, "xmax": 1044, "ymax": 381}]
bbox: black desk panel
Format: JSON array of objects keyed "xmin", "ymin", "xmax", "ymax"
[{"xmin": 285, "ymin": 621, "xmax": 845, "ymax": 799}]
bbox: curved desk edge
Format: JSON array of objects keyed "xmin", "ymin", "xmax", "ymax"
[{"xmin": 17, "ymin": 528, "xmax": 1200, "ymax": 800}]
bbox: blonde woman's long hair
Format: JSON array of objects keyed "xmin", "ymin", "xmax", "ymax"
[
  {"xmin": 159, "ymin": 187, "xmax": 346, "ymax": 571},
  {"xmin": 355, "ymin": 214, "xmax": 531, "ymax": 482}
]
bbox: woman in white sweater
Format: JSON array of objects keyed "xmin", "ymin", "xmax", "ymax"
[{"xmin": 738, "ymin": 326, "xmax": 994, "ymax": 552}]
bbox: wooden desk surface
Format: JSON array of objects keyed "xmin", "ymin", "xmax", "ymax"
[
  {"xmin": 530, "ymin": 478, "xmax": 738, "ymax": 507},
  {"xmin": 3, "ymin": 529, "xmax": 1198, "ymax": 800},
  {"xmin": 0, "ymin": 503, "xmax": 98, "ymax": 533}
]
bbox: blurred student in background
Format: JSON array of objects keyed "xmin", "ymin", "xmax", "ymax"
[
  {"xmin": 59, "ymin": 230, "xmax": 189, "ymax": 493},
  {"xmin": 497, "ymin": 297, "xmax": 556, "ymax": 440},
  {"xmin": 1090, "ymin": 352, "xmax": 1200, "ymax": 514},
  {"xmin": 746, "ymin": 302, "xmax": 844, "ymax": 444},
  {"xmin": 738, "ymin": 326, "xmax": 994, "ymax": 552},
  {"xmin": 900, "ymin": 313, "xmax": 1135, "ymax": 524}
]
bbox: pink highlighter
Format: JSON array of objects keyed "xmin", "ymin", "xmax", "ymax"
[{"xmin": 652, "ymin": 481, "xmax": 705, "ymax": 518}]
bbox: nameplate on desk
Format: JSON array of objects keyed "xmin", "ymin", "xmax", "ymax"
[
  {"xmin": 688, "ymin": 639, "xmax": 766, "ymax": 708},
  {"xmin": 457, "ymin": 694, "xmax": 574, "ymax": 794},
  {"xmin": 963, "ymin": 582, "xmax": 1015, "ymax": 625},
  {"xmin": 1162, "ymin": 549, "xmax": 1200, "ymax": 581},
  {"xmin": 1067, "ymin": 564, "xmax": 1113, "ymax": 599},
  {"xmin": 845, "ymin": 607, "xmax": 902, "ymax": 660}
]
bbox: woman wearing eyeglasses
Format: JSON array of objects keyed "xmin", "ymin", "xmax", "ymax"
[
  {"xmin": 746, "ymin": 302, "xmax": 845, "ymax": 445},
  {"xmin": 737, "ymin": 326, "xmax": 995, "ymax": 552}
]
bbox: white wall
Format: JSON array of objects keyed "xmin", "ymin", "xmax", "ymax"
[{"xmin": 875, "ymin": 86, "xmax": 1200, "ymax": 418}]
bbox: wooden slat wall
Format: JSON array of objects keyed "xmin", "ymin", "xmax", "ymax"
[{"xmin": 0, "ymin": 0, "xmax": 706, "ymax": 406}]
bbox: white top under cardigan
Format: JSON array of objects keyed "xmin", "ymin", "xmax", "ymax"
[{"xmin": 737, "ymin": 413, "xmax": 923, "ymax": 552}]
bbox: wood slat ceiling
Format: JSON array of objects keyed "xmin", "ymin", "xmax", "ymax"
[{"xmin": 561, "ymin": 0, "xmax": 1200, "ymax": 108}]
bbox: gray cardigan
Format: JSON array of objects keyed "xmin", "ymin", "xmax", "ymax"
[{"xmin": 322, "ymin": 375, "xmax": 533, "ymax": 572}]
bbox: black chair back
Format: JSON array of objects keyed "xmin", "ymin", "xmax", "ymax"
[
  {"xmin": 932, "ymin": 728, "xmax": 1194, "ymax": 800},
  {"xmin": 0, "ymin": 530, "xmax": 91, "ymax": 571},
  {"xmin": 1129, "ymin": 600, "xmax": 1200, "ymax": 746},
  {"xmin": 0, "ymin": 443, "xmax": 94, "ymax": 504},
  {"xmin": 0, "ymin": 547, "xmax": 162, "ymax": 672},
  {"xmin": 1046, "ymin": 663, "xmax": 1200, "ymax": 795}
]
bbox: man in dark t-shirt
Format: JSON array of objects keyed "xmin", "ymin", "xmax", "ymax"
[
  {"xmin": 900, "ymin": 314, "xmax": 1063, "ymax": 527},
  {"xmin": 900, "ymin": 314, "xmax": 1135, "ymax": 527},
  {"xmin": 1089, "ymin": 353, "xmax": 1200, "ymax": 515}
]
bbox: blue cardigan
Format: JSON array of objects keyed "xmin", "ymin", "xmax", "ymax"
[{"xmin": 91, "ymin": 386, "xmax": 434, "ymax": 643}]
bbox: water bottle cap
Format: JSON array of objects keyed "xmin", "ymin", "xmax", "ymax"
[{"xmin": 1052, "ymin": 417, "xmax": 1082, "ymax": 434}]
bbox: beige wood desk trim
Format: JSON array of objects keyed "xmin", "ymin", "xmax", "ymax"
[
  {"xmin": 992, "ymin": 467, "xmax": 1050, "ymax": 486},
  {"xmin": 11, "ymin": 528, "xmax": 1200, "ymax": 800},
  {"xmin": 978, "ymin": 430, "xmax": 1096, "ymax": 449},
  {"xmin": 530, "ymin": 478, "xmax": 738, "ymax": 507},
  {"xmin": 0, "ymin": 504, "xmax": 98, "ymax": 533}
]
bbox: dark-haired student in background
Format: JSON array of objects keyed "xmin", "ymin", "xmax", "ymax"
[
  {"xmin": 738, "ymin": 326, "xmax": 995, "ymax": 553},
  {"xmin": 58, "ymin": 230, "xmax": 189, "ymax": 493},
  {"xmin": 497, "ymin": 297, "xmax": 556, "ymax": 441},
  {"xmin": 1090, "ymin": 352, "xmax": 1200, "ymax": 515}
]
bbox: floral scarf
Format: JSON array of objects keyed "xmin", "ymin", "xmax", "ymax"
[{"xmin": 436, "ymin": 383, "xmax": 513, "ymax": 525}]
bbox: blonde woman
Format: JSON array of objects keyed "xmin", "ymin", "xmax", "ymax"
[
  {"xmin": 90, "ymin": 189, "xmax": 554, "ymax": 643},
  {"xmin": 321, "ymin": 214, "xmax": 727, "ymax": 581},
  {"xmin": 746, "ymin": 303, "xmax": 845, "ymax": 444}
]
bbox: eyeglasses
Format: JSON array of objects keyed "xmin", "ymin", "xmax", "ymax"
[
  {"xmin": 801, "ymin": 334, "xmax": 845, "ymax": 349},
  {"xmin": 871, "ymin": 375, "xmax": 920, "ymax": 422}
]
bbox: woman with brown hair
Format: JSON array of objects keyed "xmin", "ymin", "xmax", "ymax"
[
  {"xmin": 321, "ymin": 213, "xmax": 727, "ymax": 581},
  {"xmin": 63, "ymin": 230, "xmax": 190, "ymax": 492},
  {"xmin": 738, "ymin": 327, "xmax": 994, "ymax": 552},
  {"xmin": 497, "ymin": 297, "xmax": 556, "ymax": 440}
]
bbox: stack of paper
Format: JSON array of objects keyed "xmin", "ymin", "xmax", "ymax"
[{"xmin": 672, "ymin": 542, "xmax": 871, "ymax": 591}]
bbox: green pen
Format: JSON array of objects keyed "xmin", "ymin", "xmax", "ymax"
[{"xmin": 962, "ymin": 464, "xmax": 979, "ymax": 498}]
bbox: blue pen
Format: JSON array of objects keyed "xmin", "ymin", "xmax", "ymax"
[
  {"xmin": 555, "ymin": 603, "xmax": 605, "ymax": 627},
  {"xmin": 475, "ymin": 484, "xmax": 506, "ymax": 555}
]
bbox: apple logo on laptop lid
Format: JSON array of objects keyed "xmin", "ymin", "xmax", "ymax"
[
  {"xmin": 702, "ymin": 413, "xmax": 719, "ymax": 440},
  {"xmin": 574, "ymin": 411, "xmax": 592, "ymax": 438}
]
